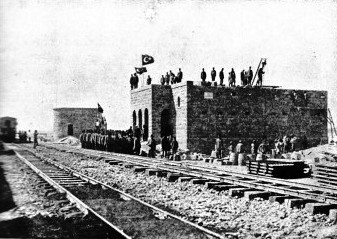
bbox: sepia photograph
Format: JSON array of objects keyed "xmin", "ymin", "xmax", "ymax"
[{"xmin": 1, "ymin": 0, "xmax": 337, "ymax": 238}]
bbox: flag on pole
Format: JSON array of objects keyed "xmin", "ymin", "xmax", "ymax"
[
  {"xmin": 142, "ymin": 55, "xmax": 154, "ymax": 65},
  {"xmin": 135, "ymin": 67, "xmax": 147, "ymax": 75},
  {"xmin": 97, "ymin": 103, "xmax": 104, "ymax": 113}
]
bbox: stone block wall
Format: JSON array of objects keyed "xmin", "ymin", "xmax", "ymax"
[
  {"xmin": 130, "ymin": 81, "xmax": 328, "ymax": 154},
  {"xmin": 187, "ymin": 83, "xmax": 327, "ymax": 153},
  {"xmin": 53, "ymin": 108, "xmax": 97, "ymax": 140},
  {"xmin": 130, "ymin": 85, "xmax": 152, "ymax": 138}
]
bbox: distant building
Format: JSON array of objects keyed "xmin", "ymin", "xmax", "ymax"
[
  {"xmin": 0, "ymin": 116, "xmax": 17, "ymax": 142},
  {"xmin": 53, "ymin": 108, "xmax": 97, "ymax": 140},
  {"xmin": 131, "ymin": 81, "xmax": 328, "ymax": 154}
]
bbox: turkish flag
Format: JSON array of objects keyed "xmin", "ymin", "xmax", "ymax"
[
  {"xmin": 135, "ymin": 67, "xmax": 147, "ymax": 74},
  {"xmin": 142, "ymin": 55, "xmax": 154, "ymax": 65}
]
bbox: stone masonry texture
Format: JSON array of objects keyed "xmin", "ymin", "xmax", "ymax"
[
  {"xmin": 53, "ymin": 108, "xmax": 97, "ymax": 140},
  {"xmin": 131, "ymin": 81, "xmax": 327, "ymax": 154}
]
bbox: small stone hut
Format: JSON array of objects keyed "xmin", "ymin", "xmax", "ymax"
[{"xmin": 53, "ymin": 108, "xmax": 97, "ymax": 140}]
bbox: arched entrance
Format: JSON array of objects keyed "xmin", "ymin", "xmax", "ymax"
[
  {"xmin": 138, "ymin": 109, "xmax": 142, "ymax": 128},
  {"xmin": 132, "ymin": 110, "xmax": 136, "ymax": 130},
  {"xmin": 161, "ymin": 109, "xmax": 172, "ymax": 137},
  {"xmin": 144, "ymin": 109, "xmax": 149, "ymax": 141}
]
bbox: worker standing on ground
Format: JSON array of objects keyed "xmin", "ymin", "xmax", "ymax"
[
  {"xmin": 215, "ymin": 134, "xmax": 223, "ymax": 159},
  {"xmin": 33, "ymin": 130, "xmax": 38, "ymax": 149},
  {"xmin": 219, "ymin": 68, "xmax": 224, "ymax": 86},
  {"xmin": 171, "ymin": 137, "xmax": 179, "ymax": 156},
  {"xmin": 133, "ymin": 136, "xmax": 141, "ymax": 155},
  {"xmin": 251, "ymin": 140, "xmax": 258, "ymax": 154},
  {"xmin": 211, "ymin": 67, "xmax": 216, "ymax": 81},
  {"xmin": 201, "ymin": 68, "xmax": 207, "ymax": 82},
  {"xmin": 257, "ymin": 140, "xmax": 267, "ymax": 154},
  {"xmin": 236, "ymin": 140, "xmax": 244, "ymax": 153},
  {"xmin": 228, "ymin": 141, "xmax": 234, "ymax": 154},
  {"xmin": 147, "ymin": 134, "xmax": 157, "ymax": 158}
]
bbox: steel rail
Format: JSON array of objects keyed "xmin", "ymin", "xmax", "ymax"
[
  {"xmin": 15, "ymin": 145, "xmax": 225, "ymax": 239},
  {"xmin": 14, "ymin": 150, "xmax": 132, "ymax": 239},
  {"xmin": 32, "ymin": 144, "xmax": 337, "ymax": 204}
]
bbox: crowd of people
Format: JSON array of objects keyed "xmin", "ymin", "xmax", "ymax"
[
  {"xmin": 214, "ymin": 134, "xmax": 309, "ymax": 159},
  {"xmin": 129, "ymin": 65, "xmax": 266, "ymax": 89},
  {"xmin": 201, "ymin": 66, "xmax": 265, "ymax": 87},
  {"xmin": 79, "ymin": 127, "xmax": 179, "ymax": 159},
  {"xmin": 160, "ymin": 68, "xmax": 183, "ymax": 85}
]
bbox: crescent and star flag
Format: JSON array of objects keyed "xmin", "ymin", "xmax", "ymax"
[
  {"xmin": 135, "ymin": 67, "xmax": 147, "ymax": 75},
  {"xmin": 97, "ymin": 103, "xmax": 104, "ymax": 113},
  {"xmin": 142, "ymin": 55, "xmax": 154, "ymax": 65}
]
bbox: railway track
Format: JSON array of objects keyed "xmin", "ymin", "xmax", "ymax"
[
  {"xmin": 38, "ymin": 143, "xmax": 337, "ymax": 214},
  {"xmin": 12, "ymin": 145, "xmax": 225, "ymax": 239}
]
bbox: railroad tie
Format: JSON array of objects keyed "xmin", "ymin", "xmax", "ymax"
[
  {"xmin": 178, "ymin": 176, "xmax": 193, "ymax": 183},
  {"xmin": 190, "ymin": 179, "xmax": 210, "ymax": 185},
  {"xmin": 244, "ymin": 191, "xmax": 272, "ymax": 200},
  {"xmin": 167, "ymin": 172, "xmax": 182, "ymax": 182},
  {"xmin": 145, "ymin": 168, "xmax": 159, "ymax": 176},
  {"xmin": 228, "ymin": 188, "xmax": 256, "ymax": 197},
  {"xmin": 134, "ymin": 166, "xmax": 148, "ymax": 172},
  {"xmin": 269, "ymin": 195, "xmax": 297, "ymax": 204},
  {"xmin": 284, "ymin": 198, "xmax": 316, "ymax": 209},
  {"xmin": 205, "ymin": 182, "xmax": 229, "ymax": 189},
  {"xmin": 329, "ymin": 209, "xmax": 337, "ymax": 224},
  {"xmin": 156, "ymin": 171, "xmax": 168, "ymax": 177},
  {"xmin": 305, "ymin": 203, "xmax": 337, "ymax": 215},
  {"xmin": 212, "ymin": 183, "xmax": 237, "ymax": 191}
]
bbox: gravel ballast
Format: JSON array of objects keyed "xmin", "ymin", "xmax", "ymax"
[{"xmin": 29, "ymin": 145, "xmax": 337, "ymax": 238}]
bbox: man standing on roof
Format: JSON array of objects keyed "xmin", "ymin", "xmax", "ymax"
[
  {"xmin": 256, "ymin": 67, "xmax": 265, "ymax": 86},
  {"xmin": 211, "ymin": 67, "xmax": 216, "ymax": 81},
  {"xmin": 201, "ymin": 68, "xmax": 206, "ymax": 82},
  {"xmin": 247, "ymin": 66, "xmax": 253, "ymax": 85},
  {"xmin": 177, "ymin": 68, "xmax": 183, "ymax": 83},
  {"xmin": 219, "ymin": 68, "xmax": 224, "ymax": 86}
]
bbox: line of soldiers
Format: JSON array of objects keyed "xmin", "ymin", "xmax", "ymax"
[
  {"xmin": 160, "ymin": 68, "xmax": 183, "ymax": 85},
  {"xmin": 79, "ymin": 128, "xmax": 158, "ymax": 157},
  {"xmin": 215, "ymin": 134, "xmax": 309, "ymax": 159},
  {"xmin": 201, "ymin": 67, "xmax": 265, "ymax": 86}
]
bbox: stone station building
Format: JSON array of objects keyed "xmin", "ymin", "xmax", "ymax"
[{"xmin": 131, "ymin": 81, "xmax": 328, "ymax": 154}]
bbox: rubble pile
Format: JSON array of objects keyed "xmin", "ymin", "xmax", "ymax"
[{"xmin": 34, "ymin": 147, "xmax": 337, "ymax": 239}]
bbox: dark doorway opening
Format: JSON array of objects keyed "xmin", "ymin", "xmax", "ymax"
[
  {"xmin": 161, "ymin": 109, "xmax": 172, "ymax": 137},
  {"xmin": 67, "ymin": 124, "xmax": 73, "ymax": 136},
  {"xmin": 144, "ymin": 109, "xmax": 149, "ymax": 141},
  {"xmin": 138, "ymin": 110, "xmax": 142, "ymax": 129},
  {"xmin": 132, "ymin": 111, "xmax": 137, "ymax": 130}
]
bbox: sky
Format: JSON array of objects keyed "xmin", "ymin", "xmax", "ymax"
[{"xmin": 0, "ymin": 0, "xmax": 336, "ymax": 134}]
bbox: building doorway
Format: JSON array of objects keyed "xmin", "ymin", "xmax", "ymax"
[
  {"xmin": 132, "ymin": 110, "xmax": 136, "ymax": 130},
  {"xmin": 161, "ymin": 109, "xmax": 172, "ymax": 137},
  {"xmin": 67, "ymin": 124, "xmax": 73, "ymax": 136},
  {"xmin": 144, "ymin": 108, "xmax": 149, "ymax": 141}
]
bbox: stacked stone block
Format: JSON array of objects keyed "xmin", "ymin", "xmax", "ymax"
[
  {"xmin": 131, "ymin": 81, "xmax": 327, "ymax": 154},
  {"xmin": 53, "ymin": 108, "xmax": 97, "ymax": 140}
]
